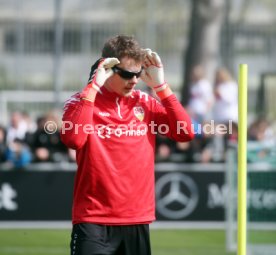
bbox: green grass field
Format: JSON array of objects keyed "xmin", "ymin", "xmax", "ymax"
[
  {"xmin": 0, "ymin": 229, "xmax": 236, "ymax": 255},
  {"xmin": 0, "ymin": 229, "xmax": 275, "ymax": 255}
]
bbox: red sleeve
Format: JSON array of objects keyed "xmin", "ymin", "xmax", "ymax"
[
  {"xmin": 60, "ymin": 92, "xmax": 94, "ymax": 150},
  {"xmin": 153, "ymin": 94, "xmax": 194, "ymax": 142}
]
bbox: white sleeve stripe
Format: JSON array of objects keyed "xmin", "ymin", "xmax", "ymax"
[{"xmin": 63, "ymin": 93, "xmax": 81, "ymax": 112}]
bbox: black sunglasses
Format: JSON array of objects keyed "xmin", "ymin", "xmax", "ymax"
[{"xmin": 112, "ymin": 66, "xmax": 143, "ymax": 80}]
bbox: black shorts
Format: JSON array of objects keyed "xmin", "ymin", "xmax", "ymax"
[{"xmin": 70, "ymin": 223, "xmax": 151, "ymax": 255}]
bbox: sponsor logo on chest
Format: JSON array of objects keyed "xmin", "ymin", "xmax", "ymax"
[{"xmin": 133, "ymin": 106, "xmax": 145, "ymax": 121}]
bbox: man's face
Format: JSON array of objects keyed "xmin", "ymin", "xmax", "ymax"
[{"xmin": 105, "ymin": 57, "xmax": 142, "ymax": 97}]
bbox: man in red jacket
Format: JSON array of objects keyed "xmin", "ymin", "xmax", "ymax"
[{"xmin": 61, "ymin": 35, "xmax": 194, "ymax": 255}]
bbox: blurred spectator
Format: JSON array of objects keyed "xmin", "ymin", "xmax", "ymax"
[
  {"xmin": 200, "ymin": 121, "xmax": 238, "ymax": 163},
  {"xmin": 170, "ymin": 120, "xmax": 212, "ymax": 163},
  {"xmin": 248, "ymin": 117, "xmax": 274, "ymax": 142},
  {"xmin": 28, "ymin": 112, "xmax": 68, "ymax": 162},
  {"xmin": 5, "ymin": 138, "xmax": 32, "ymax": 168},
  {"xmin": 200, "ymin": 132, "xmax": 226, "ymax": 163},
  {"xmin": 21, "ymin": 111, "xmax": 37, "ymax": 134},
  {"xmin": 247, "ymin": 117, "xmax": 275, "ymax": 163},
  {"xmin": 201, "ymin": 68, "xmax": 238, "ymax": 163},
  {"xmin": 0, "ymin": 125, "xmax": 7, "ymax": 163},
  {"xmin": 212, "ymin": 68, "xmax": 238, "ymax": 124},
  {"xmin": 6, "ymin": 111, "xmax": 28, "ymax": 146},
  {"xmin": 3, "ymin": 111, "xmax": 32, "ymax": 168},
  {"xmin": 155, "ymin": 134, "xmax": 174, "ymax": 161},
  {"xmin": 187, "ymin": 65, "xmax": 213, "ymax": 123},
  {"xmin": 172, "ymin": 141, "xmax": 193, "ymax": 162},
  {"xmin": 171, "ymin": 119, "xmax": 195, "ymax": 162}
]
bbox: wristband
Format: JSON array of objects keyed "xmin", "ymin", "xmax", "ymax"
[
  {"xmin": 156, "ymin": 86, "xmax": 173, "ymax": 100},
  {"xmin": 80, "ymin": 83, "xmax": 98, "ymax": 102},
  {"xmin": 153, "ymin": 82, "xmax": 168, "ymax": 92}
]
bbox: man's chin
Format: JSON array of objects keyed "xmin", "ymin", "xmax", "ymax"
[{"xmin": 123, "ymin": 89, "xmax": 133, "ymax": 97}]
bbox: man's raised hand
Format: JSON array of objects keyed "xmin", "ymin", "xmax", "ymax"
[
  {"xmin": 141, "ymin": 49, "xmax": 167, "ymax": 92},
  {"xmin": 88, "ymin": 58, "xmax": 120, "ymax": 91}
]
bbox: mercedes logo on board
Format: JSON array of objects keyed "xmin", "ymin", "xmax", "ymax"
[{"xmin": 156, "ymin": 173, "xmax": 199, "ymax": 219}]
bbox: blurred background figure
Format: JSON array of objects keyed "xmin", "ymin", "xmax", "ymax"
[
  {"xmin": 212, "ymin": 68, "xmax": 238, "ymax": 125},
  {"xmin": 198, "ymin": 121, "xmax": 238, "ymax": 163},
  {"xmin": 155, "ymin": 134, "xmax": 174, "ymax": 162},
  {"xmin": 203, "ymin": 67, "xmax": 239, "ymax": 162},
  {"xmin": 5, "ymin": 138, "xmax": 32, "ymax": 169},
  {"xmin": 4, "ymin": 112, "xmax": 31, "ymax": 168},
  {"xmin": 6, "ymin": 112, "xmax": 28, "ymax": 146},
  {"xmin": 187, "ymin": 65, "xmax": 213, "ymax": 124},
  {"xmin": 21, "ymin": 111, "xmax": 37, "ymax": 134},
  {"xmin": 200, "ymin": 130, "xmax": 227, "ymax": 163},
  {"xmin": 27, "ymin": 111, "xmax": 68, "ymax": 163},
  {"xmin": 248, "ymin": 117, "xmax": 274, "ymax": 142},
  {"xmin": 247, "ymin": 117, "xmax": 275, "ymax": 164}
]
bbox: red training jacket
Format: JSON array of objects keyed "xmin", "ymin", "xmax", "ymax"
[{"xmin": 60, "ymin": 86, "xmax": 194, "ymax": 225}]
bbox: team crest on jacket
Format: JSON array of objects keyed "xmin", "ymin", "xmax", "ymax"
[{"xmin": 133, "ymin": 106, "xmax": 145, "ymax": 121}]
